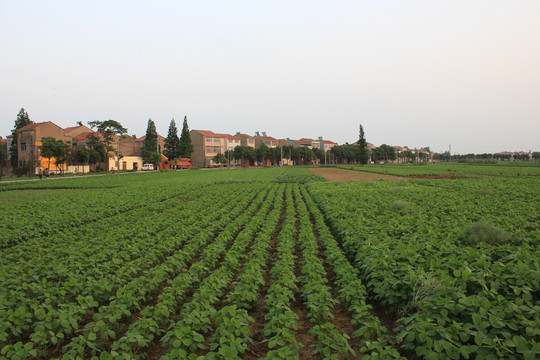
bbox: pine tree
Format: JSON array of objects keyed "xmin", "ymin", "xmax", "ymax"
[
  {"xmin": 141, "ymin": 118, "xmax": 158, "ymax": 162},
  {"xmin": 178, "ymin": 116, "xmax": 193, "ymax": 159},
  {"xmin": 10, "ymin": 108, "xmax": 33, "ymax": 167},
  {"xmin": 357, "ymin": 124, "xmax": 369, "ymax": 164},
  {"xmin": 164, "ymin": 118, "xmax": 180, "ymax": 160}
]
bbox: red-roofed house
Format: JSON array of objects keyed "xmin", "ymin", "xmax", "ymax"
[
  {"xmin": 234, "ymin": 133, "xmax": 256, "ymax": 148},
  {"xmin": 299, "ymin": 138, "xmax": 321, "ymax": 149},
  {"xmin": 16, "ymin": 121, "xmax": 69, "ymax": 172},
  {"xmin": 317, "ymin": 137, "xmax": 338, "ymax": 152},
  {"xmin": 63, "ymin": 125, "xmax": 93, "ymax": 138},
  {"xmin": 189, "ymin": 130, "xmax": 228, "ymax": 167},
  {"xmin": 254, "ymin": 134, "xmax": 279, "ymax": 148}
]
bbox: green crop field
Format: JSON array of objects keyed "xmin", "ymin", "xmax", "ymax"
[
  {"xmin": 1, "ymin": 166, "xmax": 538, "ymax": 360},
  {"xmin": 339, "ymin": 162, "xmax": 540, "ymax": 178}
]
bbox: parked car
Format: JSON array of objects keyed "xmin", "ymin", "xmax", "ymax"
[{"xmin": 141, "ymin": 163, "xmax": 155, "ymax": 171}]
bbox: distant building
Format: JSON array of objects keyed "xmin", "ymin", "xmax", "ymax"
[
  {"xmin": 254, "ymin": 134, "xmax": 279, "ymax": 148},
  {"xmin": 190, "ymin": 130, "xmax": 240, "ymax": 167},
  {"xmin": 317, "ymin": 137, "xmax": 338, "ymax": 152},
  {"xmin": 299, "ymin": 138, "xmax": 321, "ymax": 149},
  {"xmin": 234, "ymin": 133, "xmax": 256, "ymax": 148}
]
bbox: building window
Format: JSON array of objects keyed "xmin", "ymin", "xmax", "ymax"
[
  {"xmin": 206, "ymin": 137, "xmax": 212, "ymax": 142},
  {"xmin": 21, "ymin": 143, "xmax": 26, "ymax": 151},
  {"xmin": 213, "ymin": 138, "xmax": 220, "ymax": 142},
  {"xmin": 205, "ymin": 146, "xmax": 220, "ymax": 153}
]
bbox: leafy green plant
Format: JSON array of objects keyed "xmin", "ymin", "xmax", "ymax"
[{"xmin": 461, "ymin": 220, "xmax": 512, "ymax": 246}]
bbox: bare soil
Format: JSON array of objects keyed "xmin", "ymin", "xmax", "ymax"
[{"xmin": 308, "ymin": 167, "xmax": 401, "ymax": 181}]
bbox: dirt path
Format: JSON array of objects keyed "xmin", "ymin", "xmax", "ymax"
[{"xmin": 308, "ymin": 167, "xmax": 401, "ymax": 181}]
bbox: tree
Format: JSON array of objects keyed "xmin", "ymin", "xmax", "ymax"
[
  {"xmin": 73, "ymin": 147, "xmax": 90, "ymax": 173},
  {"xmin": 40, "ymin": 137, "xmax": 68, "ymax": 174},
  {"xmin": 149, "ymin": 152, "xmax": 161, "ymax": 169},
  {"xmin": 0, "ymin": 146, "xmax": 7, "ymax": 181},
  {"xmin": 40, "ymin": 137, "xmax": 57, "ymax": 170},
  {"xmin": 53, "ymin": 140, "xmax": 68, "ymax": 174},
  {"xmin": 213, "ymin": 153, "xmax": 227, "ymax": 166},
  {"xmin": 164, "ymin": 118, "xmax": 180, "ymax": 160},
  {"xmin": 313, "ymin": 148, "xmax": 325, "ymax": 164},
  {"xmin": 233, "ymin": 145, "xmax": 255, "ymax": 166},
  {"xmin": 179, "ymin": 116, "xmax": 193, "ymax": 159},
  {"xmin": 373, "ymin": 144, "xmax": 395, "ymax": 163},
  {"xmin": 401, "ymin": 150, "xmax": 414, "ymax": 162},
  {"xmin": 88, "ymin": 120, "xmax": 127, "ymax": 175},
  {"xmin": 357, "ymin": 124, "xmax": 369, "ymax": 164},
  {"xmin": 88, "ymin": 120, "xmax": 127, "ymax": 154},
  {"xmin": 255, "ymin": 143, "xmax": 269, "ymax": 164},
  {"xmin": 142, "ymin": 119, "xmax": 158, "ymax": 162},
  {"xmin": 10, "ymin": 108, "xmax": 33, "ymax": 168},
  {"xmin": 88, "ymin": 143, "xmax": 107, "ymax": 171}
]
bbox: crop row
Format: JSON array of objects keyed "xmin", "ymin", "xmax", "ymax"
[
  {"xmin": 260, "ymin": 184, "xmax": 302, "ymax": 359},
  {"xmin": 308, "ymin": 179, "xmax": 539, "ymax": 359},
  {"xmin": 200, "ymin": 184, "xmax": 286, "ymax": 359},
  {"xmin": 298, "ymin": 185, "xmax": 404, "ymax": 359},
  {"xmin": 159, "ymin": 184, "xmax": 282, "ymax": 359},
  {"xmin": 292, "ymin": 184, "xmax": 356, "ymax": 359},
  {"xmin": 0, "ymin": 178, "xmax": 203, "ymax": 249},
  {"xmin": 1, "ymin": 183, "xmax": 265, "ymax": 359}
]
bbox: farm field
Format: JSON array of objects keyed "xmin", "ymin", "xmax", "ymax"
[
  {"xmin": 339, "ymin": 162, "xmax": 540, "ymax": 178},
  {"xmin": 0, "ymin": 167, "xmax": 538, "ymax": 359}
]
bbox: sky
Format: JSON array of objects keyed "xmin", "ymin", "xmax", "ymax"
[{"xmin": 1, "ymin": 1, "xmax": 539, "ymax": 154}]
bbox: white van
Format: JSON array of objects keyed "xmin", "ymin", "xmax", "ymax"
[{"xmin": 141, "ymin": 164, "xmax": 155, "ymax": 171}]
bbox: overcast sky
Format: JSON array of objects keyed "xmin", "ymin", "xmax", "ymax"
[{"xmin": 1, "ymin": 1, "xmax": 539, "ymax": 154}]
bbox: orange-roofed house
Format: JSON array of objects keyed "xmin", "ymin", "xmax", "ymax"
[
  {"xmin": 234, "ymin": 133, "xmax": 256, "ymax": 148},
  {"xmin": 190, "ymin": 130, "xmax": 219, "ymax": 167},
  {"xmin": 254, "ymin": 134, "xmax": 279, "ymax": 148},
  {"xmin": 16, "ymin": 121, "xmax": 70, "ymax": 173}
]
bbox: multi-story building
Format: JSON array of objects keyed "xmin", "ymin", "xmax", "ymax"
[
  {"xmin": 234, "ymin": 133, "xmax": 256, "ymax": 148},
  {"xmin": 218, "ymin": 134, "xmax": 241, "ymax": 152},
  {"xmin": 299, "ymin": 138, "xmax": 321, "ymax": 149},
  {"xmin": 254, "ymin": 133, "xmax": 279, "ymax": 148},
  {"xmin": 317, "ymin": 137, "xmax": 338, "ymax": 152},
  {"xmin": 16, "ymin": 121, "xmax": 70, "ymax": 171},
  {"xmin": 286, "ymin": 139, "xmax": 312, "ymax": 148}
]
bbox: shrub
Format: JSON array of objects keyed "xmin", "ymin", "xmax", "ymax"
[
  {"xmin": 462, "ymin": 220, "xmax": 511, "ymax": 246},
  {"xmin": 389, "ymin": 200, "xmax": 410, "ymax": 211}
]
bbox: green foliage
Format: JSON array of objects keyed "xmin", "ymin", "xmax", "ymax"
[
  {"xmin": 357, "ymin": 124, "xmax": 369, "ymax": 164},
  {"xmin": 0, "ymin": 146, "xmax": 7, "ymax": 180},
  {"xmin": 73, "ymin": 147, "xmax": 90, "ymax": 167},
  {"xmin": 309, "ymin": 177, "xmax": 539, "ymax": 359},
  {"xmin": 141, "ymin": 119, "xmax": 158, "ymax": 162},
  {"xmin": 255, "ymin": 143, "xmax": 269, "ymax": 162},
  {"xmin": 40, "ymin": 137, "xmax": 68, "ymax": 173},
  {"xmin": 462, "ymin": 220, "xmax": 512, "ymax": 246},
  {"xmin": 213, "ymin": 153, "xmax": 227, "ymax": 165},
  {"xmin": 389, "ymin": 200, "xmax": 411, "ymax": 211},
  {"xmin": 179, "ymin": 116, "xmax": 193, "ymax": 159},
  {"xmin": 10, "ymin": 108, "xmax": 33, "ymax": 168},
  {"xmin": 149, "ymin": 152, "xmax": 161, "ymax": 168},
  {"xmin": 164, "ymin": 118, "xmax": 180, "ymax": 160},
  {"xmin": 87, "ymin": 119, "xmax": 128, "ymax": 157},
  {"xmin": 0, "ymin": 167, "xmax": 536, "ymax": 359}
]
